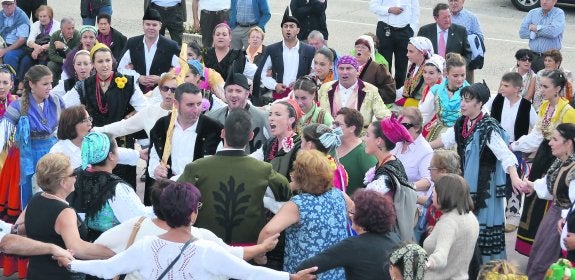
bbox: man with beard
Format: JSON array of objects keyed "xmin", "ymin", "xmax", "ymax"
[
  {"xmin": 252, "ymin": 6, "xmax": 315, "ymax": 106},
  {"xmin": 147, "ymin": 83, "xmax": 222, "ymax": 203},
  {"xmin": 207, "ymin": 73, "xmax": 269, "ymax": 153}
]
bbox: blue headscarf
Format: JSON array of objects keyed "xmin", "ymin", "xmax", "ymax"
[{"xmin": 81, "ymin": 132, "xmax": 111, "ymax": 170}]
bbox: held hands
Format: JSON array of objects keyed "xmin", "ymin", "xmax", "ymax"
[
  {"xmin": 139, "ymin": 148, "xmax": 149, "ymax": 161},
  {"xmin": 520, "ymin": 178, "xmax": 534, "ymax": 196},
  {"xmin": 51, "ymin": 246, "xmax": 74, "ymax": 261},
  {"xmin": 290, "ymin": 267, "xmax": 318, "ymax": 280},
  {"xmin": 254, "ymin": 254, "xmax": 267, "ymax": 265},
  {"xmin": 260, "ymin": 233, "xmax": 280, "ymax": 252},
  {"xmin": 275, "ymin": 83, "xmax": 287, "ymax": 93}
]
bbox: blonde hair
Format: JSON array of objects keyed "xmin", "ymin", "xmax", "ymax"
[
  {"xmin": 36, "ymin": 153, "xmax": 72, "ymax": 193},
  {"xmin": 290, "ymin": 150, "xmax": 334, "ymax": 195},
  {"xmin": 159, "ymin": 72, "xmax": 177, "ymax": 87},
  {"xmin": 248, "ymin": 26, "xmax": 265, "ymax": 41}
]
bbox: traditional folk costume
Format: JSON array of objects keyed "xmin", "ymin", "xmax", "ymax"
[
  {"xmin": 441, "ymin": 83, "xmax": 519, "ymax": 263},
  {"xmin": 397, "ymin": 37, "xmax": 435, "ymax": 108},
  {"xmin": 297, "ymin": 103, "xmax": 333, "ymax": 133},
  {"xmin": 0, "ymin": 92, "xmax": 63, "ymax": 279},
  {"xmin": 420, "ymin": 79, "xmax": 470, "ymax": 142},
  {"xmin": 526, "ymin": 154, "xmax": 575, "ymax": 279},
  {"xmin": 512, "ymin": 98, "xmax": 575, "ymax": 255}
]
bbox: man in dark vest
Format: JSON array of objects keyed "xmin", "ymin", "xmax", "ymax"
[
  {"xmin": 207, "ymin": 73, "xmax": 269, "ymax": 153},
  {"xmin": 118, "ymin": 7, "xmax": 180, "ymax": 92},
  {"xmin": 485, "ymin": 72, "xmax": 537, "ymax": 233},
  {"xmin": 147, "ymin": 83, "xmax": 222, "ymax": 205},
  {"xmin": 252, "ymin": 6, "xmax": 315, "ymax": 106}
]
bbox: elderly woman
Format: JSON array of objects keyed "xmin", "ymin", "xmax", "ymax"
[
  {"xmin": 511, "ymin": 49, "xmax": 536, "ymax": 98},
  {"xmin": 49, "ymin": 105, "xmax": 142, "ymax": 169},
  {"xmin": 293, "ymin": 76, "xmax": 333, "ymax": 131},
  {"xmin": 246, "ymin": 27, "xmax": 266, "ymax": 66},
  {"xmin": 62, "ymin": 25, "xmax": 98, "ymax": 80},
  {"xmin": 58, "ymin": 182, "xmax": 318, "ymax": 280},
  {"xmin": 67, "ymin": 132, "xmax": 152, "ymax": 241},
  {"xmin": 312, "ymin": 47, "xmax": 336, "ymax": 86},
  {"xmin": 521, "ymin": 123, "xmax": 575, "ymax": 278},
  {"xmin": 392, "ymin": 107, "xmax": 433, "ymax": 204},
  {"xmin": 423, "ymin": 174, "xmax": 479, "ymax": 279},
  {"xmin": 354, "ymin": 35, "xmax": 396, "ymax": 104},
  {"xmin": 301, "ymin": 123, "xmax": 347, "ymax": 191},
  {"xmin": 296, "ymin": 189, "xmax": 400, "ymax": 280},
  {"xmin": 389, "ymin": 243, "xmax": 428, "ymax": 280},
  {"xmin": 21, "ymin": 153, "xmax": 114, "ymax": 279},
  {"xmin": 397, "ymin": 37, "xmax": 434, "ymax": 108},
  {"xmin": 24, "ymin": 5, "xmax": 60, "ymax": 69},
  {"xmin": 51, "ymin": 50, "xmax": 93, "ymax": 98},
  {"xmin": 94, "ymin": 179, "xmax": 282, "ymax": 280},
  {"xmin": 526, "ymin": 50, "xmax": 573, "ymax": 111},
  {"xmin": 334, "ymin": 108, "xmax": 377, "ymax": 194},
  {"xmin": 363, "ymin": 116, "xmax": 417, "ymax": 241},
  {"xmin": 258, "ymin": 150, "xmax": 350, "ymax": 279},
  {"xmin": 203, "ymin": 23, "xmax": 244, "ymax": 81}
]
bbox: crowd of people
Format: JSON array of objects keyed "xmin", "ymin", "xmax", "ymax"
[{"xmin": 0, "ymin": 0, "xmax": 573, "ymax": 279}]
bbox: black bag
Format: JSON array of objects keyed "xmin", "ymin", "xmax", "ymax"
[{"xmin": 26, "ymin": 34, "xmax": 51, "ymax": 61}]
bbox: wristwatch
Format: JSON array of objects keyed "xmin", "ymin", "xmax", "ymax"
[
  {"xmin": 66, "ymin": 263, "xmax": 72, "ymax": 271},
  {"xmin": 63, "ymin": 46, "xmax": 69, "ymax": 51}
]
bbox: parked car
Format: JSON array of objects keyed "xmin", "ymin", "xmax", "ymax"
[{"xmin": 511, "ymin": 0, "xmax": 575, "ymax": 11}]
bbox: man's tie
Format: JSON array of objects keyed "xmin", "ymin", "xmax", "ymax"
[{"xmin": 438, "ymin": 30, "xmax": 446, "ymax": 57}]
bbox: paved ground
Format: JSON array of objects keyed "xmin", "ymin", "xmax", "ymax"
[{"xmin": 3, "ymin": 0, "xmax": 575, "ymax": 278}]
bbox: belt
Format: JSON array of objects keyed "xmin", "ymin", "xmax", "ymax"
[
  {"xmin": 381, "ymin": 22, "xmax": 410, "ymax": 31},
  {"xmin": 237, "ymin": 22, "xmax": 257, "ymax": 28},
  {"xmin": 201, "ymin": 9, "xmax": 229, "ymax": 15},
  {"xmin": 150, "ymin": 2, "xmax": 181, "ymax": 10}
]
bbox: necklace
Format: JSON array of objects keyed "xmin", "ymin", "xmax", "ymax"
[
  {"xmin": 542, "ymin": 104, "xmax": 556, "ymax": 131},
  {"xmin": 96, "ymin": 73, "xmax": 114, "ymax": 114},
  {"xmin": 42, "ymin": 192, "xmax": 69, "ymax": 204},
  {"xmin": 462, "ymin": 112, "xmax": 484, "ymax": 139},
  {"xmin": 378, "ymin": 153, "xmax": 393, "ymax": 167}
]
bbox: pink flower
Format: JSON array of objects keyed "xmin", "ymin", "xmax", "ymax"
[
  {"xmin": 281, "ymin": 136, "xmax": 294, "ymax": 153},
  {"xmin": 201, "ymin": 98, "xmax": 211, "ymax": 112},
  {"xmin": 363, "ymin": 166, "xmax": 376, "ymax": 185}
]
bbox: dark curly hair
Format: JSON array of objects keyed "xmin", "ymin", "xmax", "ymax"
[
  {"xmin": 352, "ymin": 189, "xmax": 395, "ymax": 234},
  {"xmin": 150, "ymin": 178, "xmax": 175, "ymax": 220},
  {"xmin": 159, "ymin": 182, "xmax": 202, "ymax": 228}
]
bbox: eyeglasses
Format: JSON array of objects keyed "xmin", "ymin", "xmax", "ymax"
[
  {"xmin": 197, "ymin": 202, "xmax": 203, "ymax": 211},
  {"xmin": 1, "ymin": 2, "xmax": 14, "ymax": 6},
  {"xmin": 347, "ymin": 210, "xmax": 355, "ymax": 216},
  {"xmin": 401, "ymin": 123, "xmax": 415, "ymax": 129},
  {"xmin": 160, "ymin": 85, "xmax": 177, "ymax": 93},
  {"xmin": 518, "ymin": 57, "xmax": 533, "ymax": 62},
  {"xmin": 81, "ymin": 117, "xmax": 93, "ymax": 123},
  {"xmin": 428, "ymin": 166, "xmax": 439, "ymax": 171},
  {"xmin": 68, "ymin": 169, "xmax": 79, "ymax": 178}
]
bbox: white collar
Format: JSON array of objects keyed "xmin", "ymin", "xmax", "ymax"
[
  {"xmin": 338, "ymin": 81, "xmax": 358, "ymax": 91},
  {"xmin": 282, "ymin": 40, "xmax": 300, "ymax": 51}
]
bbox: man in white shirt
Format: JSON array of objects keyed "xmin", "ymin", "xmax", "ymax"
[
  {"xmin": 252, "ymin": 7, "xmax": 315, "ymax": 106},
  {"xmin": 118, "ymin": 7, "xmax": 180, "ymax": 92},
  {"xmin": 0, "ymin": 221, "xmax": 73, "ymax": 258},
  {"xmin": 369, "ymin": 0, "xmax": 419, "ymax": 89},
  {"xmin": 192, "ymin": 0, "xmax": 230, "ymax": 48},
  {"xmin": 145, "ymin": 0, "xmax": 186, "ymax": 45},
  {"xmin": 146, "ymin": 83, "xmax": 222, "ymax": 205}
]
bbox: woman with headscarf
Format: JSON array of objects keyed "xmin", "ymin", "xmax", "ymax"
[
  {"xmin": 362, "ymin": 116, "xmax": 417, "ymax": 241},
  {"xmin": 418, "ymin": 54, "xmax": 444, "ymax": 109},
  {"xmin": 396, "ymin": 37, "xmax": 434, "ymax": 108},
  {"xmin": 67, "ymin": 132, "xmax": 152, "ymax": 241},
  {"xmin": 62, "ymin": 25, "xmax": 98, "ymax": 80},
  {"xmin": 430, "ymin": 82, "xmax": 522, "ymax": 263},
  {"xmin": 354, "ymin": 35, "xmax": 396, "ymax": 105},
  {"xmin": 389, "ymin": 243, "xmax": 428, "ymax": 280}
]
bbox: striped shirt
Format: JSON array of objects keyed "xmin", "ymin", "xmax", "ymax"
[
  {"xmin": 451, "ymin": 9, "xmax": 483, "ymax": 39},
  {"xmin": 518, "ymin": 7, "xmax": 564, "ymax": 53}
]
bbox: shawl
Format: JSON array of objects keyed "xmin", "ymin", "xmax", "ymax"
[
  {"xmin": 69, "ymin": 169, "xmax": 125, "ymax": 219},
  {"xmin": 546, "ymin": 154, "xmax": 575, "ymax": 204},
  {"xmin": 403, "ymin": 62, "xmax": 425, "ymax": 99},
  {"xmin": 455, "ymin": 116, "xmax": 508, "ymax": 211},
  {"xmin": 431, "ymin": 79, "xmax": 470, "ymax": 127}
]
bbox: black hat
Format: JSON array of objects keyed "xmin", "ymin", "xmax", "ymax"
[
  {"xmin": 143, "ymin": 7, "xmax": 162, "ymax": 22},
  {"xmin": 466, "ymin": 81, "xmax": 491, "ymax": 105},
  {"xmin": 281, "ymin": 6, "xmax": 299, "ymax": 27},
  {"xmin": 225, "ymin": 73, "xmax": 250, "ymax": 91}
]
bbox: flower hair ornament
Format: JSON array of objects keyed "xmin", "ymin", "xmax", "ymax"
[
  {"xmin": 281, "ymin": 136, "xmax": 294, "ymax": 153},
  {"xmin": 115, "ymin": 75, "xmax": 127, "ymax": 89}
]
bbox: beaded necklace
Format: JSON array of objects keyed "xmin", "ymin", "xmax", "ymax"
[
  {"xmin": 462, "ymin": 112, "xmax": 484, "ymax": 139},
  {"xmin": 95, "ymin": 73, "xmax": 114, "ymax": 114},
  {"xmin": 542, "ymin": 104, "xmax": 556, "ymax": 132}
]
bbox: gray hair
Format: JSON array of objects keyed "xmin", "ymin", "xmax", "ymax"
[
  {"xmin": 307, "ymin": 30, "xmax": 325, "ymax": 42},
  {"xmin": 61, "ymin": 17, "xmax": 75, "ymax": 26},
  {"xmin": 431, "ymin": 150, "xmax": 461, "ymax": 175}
]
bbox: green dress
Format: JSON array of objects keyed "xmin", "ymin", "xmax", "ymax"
[
  {"xmin": 339, "ymin": 142, "xmax": 377, "ymax": 195},
  {"xmin": 297, "ymin": 104, "xmax": 333, "ymax": 132}
]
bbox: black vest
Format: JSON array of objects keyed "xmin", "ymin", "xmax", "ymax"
[
  {"xmin": 125, "ymin": 35, "xmax": 179, "ymax": 77},
  {"xmin": 490, "ymin": 94, "xmax": 531, "ymax": 141},
  {"xmin": 76, "ymin": 73, "xmax": 136, "ymax": 127}
]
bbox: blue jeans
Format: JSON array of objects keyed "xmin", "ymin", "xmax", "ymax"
[
  {"xmin": 82, "ymin": 5, "xmax": 113, "ymax": 25},
  {"xmin": 3, "ymin": 47, "xmax": 27, "ymax": 80}
]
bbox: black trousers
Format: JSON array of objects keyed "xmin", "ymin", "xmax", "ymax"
[
  {"xmin": 152, "ymin": 3, "xmax": 185, "ymax": 46},
  {"xmin": 18, "ymin": 0, "xmax": 46, "ymax": 22},
  {"xmin": 200, "ymin": 9, "xmax": 229, "ymax": 48},
  {"xmin": 376, "ymin": 21, "xmax": 413, "ymax": 89},
  {"xmin": 531, "ymin": 51, "xmax": 545, "ymax": 73}
]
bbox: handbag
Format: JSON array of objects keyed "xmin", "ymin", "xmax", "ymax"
[
  {"xmin": 157, "ymin": 236, "xmax": 197, "ymax": 280},
  {"xmin": 413, "ymin": 195, "xmax": 433, "ymax": 244}
]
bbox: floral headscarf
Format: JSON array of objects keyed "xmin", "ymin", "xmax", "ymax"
[{"xmin": 389, "ymin": 243, "xmax": 428, "ymax": 280}]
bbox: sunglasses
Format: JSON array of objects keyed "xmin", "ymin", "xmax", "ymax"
[
  {"xmin": 401, "ymin": 123, "xmax": 415, "ymax": 129},
  {"xmin": 518, "ymin": 57, "xmax": 532, "ymax": 62},
  {"xmin": 160, "ymin": 85, "xmax": 177, "ymax": 93}
]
